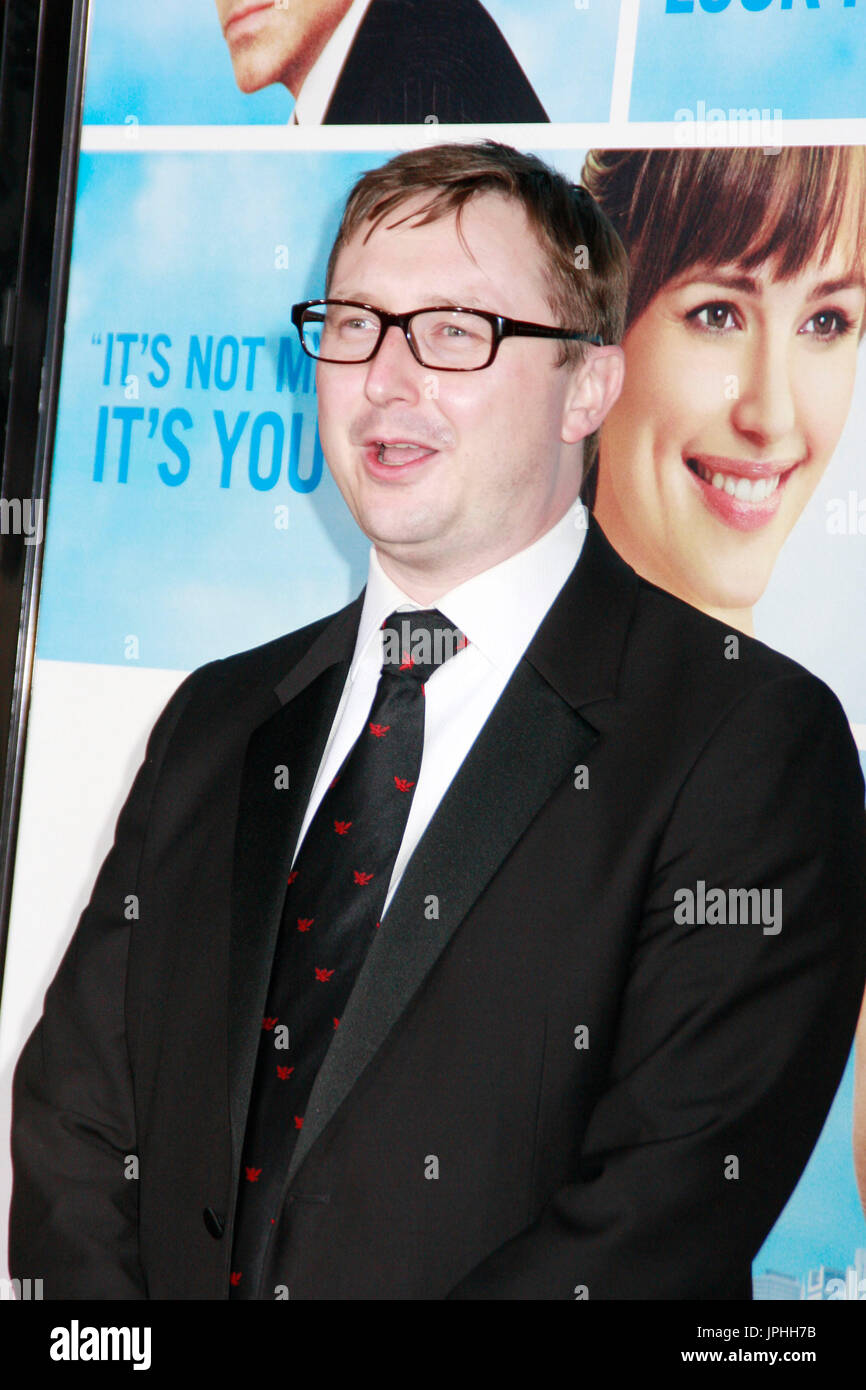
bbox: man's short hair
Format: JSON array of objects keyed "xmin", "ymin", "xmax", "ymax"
[{"xmin": 325, "ymin": 140, "xmax": 629, "ymax": 370}]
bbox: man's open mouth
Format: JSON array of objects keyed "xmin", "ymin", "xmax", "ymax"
[{"xmin": 371, "ymin": 440, "xmax": 437, "ymax": 466}]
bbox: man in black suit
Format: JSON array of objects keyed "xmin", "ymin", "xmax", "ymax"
[
  {"xmin": 9, "ymin": 141, "xmax": 866, "ymax": 1299},
  {"xmin": 215, "ymin": 0, "xmax": 548, "ymax": 123}
]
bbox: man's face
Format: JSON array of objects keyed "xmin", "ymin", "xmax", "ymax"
[
  {"xmin": 316, "ymin": 192, "xmax": 597, "ymax": 595},
  {"xmin": 215, "ymin": 0, "xmax": 353, "ymax": 93}
]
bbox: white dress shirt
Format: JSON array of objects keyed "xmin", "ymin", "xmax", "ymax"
[
  {"xmin": 290, "ymin": 0, "xmax": 373, "ymax": 126},
  {"xmin": 291, "ymin": 498, "xmax": 590, "ymax": 916}
]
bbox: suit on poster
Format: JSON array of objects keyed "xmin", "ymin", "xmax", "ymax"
[{"xmin": 320, "ymin": 0, "xmax": 549, "ymax": 124}]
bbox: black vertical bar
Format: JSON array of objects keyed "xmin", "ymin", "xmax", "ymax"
[{"xmin": 0, "ymin": 0, "xmax": 89, "ymax": 999}]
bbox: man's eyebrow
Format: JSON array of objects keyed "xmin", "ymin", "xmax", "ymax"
[
  {"xmin": 427, "ymin": 294, "xmax": 491, "ymax": 309},
  {"xmin": 673, "ymin": 268, "xmax": 866, "ymax": 298},
  {"xmin": 329, "ymin": 290, "xmax": 494, "ymax": 310}
]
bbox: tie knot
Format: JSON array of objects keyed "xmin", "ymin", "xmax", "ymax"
[{"xmin": 380, "ymin": 609, "xmax": 468, "ymax": 684}]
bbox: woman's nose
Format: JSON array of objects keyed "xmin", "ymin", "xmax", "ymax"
[{"xmin": 729, "ymin": 333, "xmax": 798, "ymax": 448}]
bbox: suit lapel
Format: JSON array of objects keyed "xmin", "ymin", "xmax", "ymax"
[
  {"xmin": 284, "ymin": 517, "xmax": 639, "ymax": 1184},
  {"xmin": 227, "ymin": 596, "xmax": 363, "ymax": 1167}
]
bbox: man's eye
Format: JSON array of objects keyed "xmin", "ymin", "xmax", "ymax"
[
  {"xmin": 690, "ymin": 303, "xmax": 739, "ymax": 332},
  {"xmin": 433, "ymin": 319, "xmax": 486, "ymax": 341}
]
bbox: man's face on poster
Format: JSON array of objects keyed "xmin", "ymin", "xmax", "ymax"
[{"xmin": 215, "ymin": 0, "xmax": 354, "ymax": 94}]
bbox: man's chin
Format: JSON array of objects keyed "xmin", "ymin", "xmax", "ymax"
[
  {"xmin": 229, "ymin": 53, "xmax": 292, "ymax": 95},
  {"xmin": 351, "ymin": 493, "xmax": 443, "ymax": 541},
  {"xmin": 366, "ymin": 526, "xmax": 441, "ymax": 553},
  {"xmin": 363, "ymin": 518, "xmax": 452, "ymax": 563}
]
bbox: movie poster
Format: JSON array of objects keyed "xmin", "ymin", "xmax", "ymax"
[{"xmin": 1, "ymin": 0, "xmax": 865, "ymax": 1304}]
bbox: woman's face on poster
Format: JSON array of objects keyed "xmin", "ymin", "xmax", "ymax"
[{"xmin": 597, "ymin": 209, "xmax": 866, "ymax": 616}]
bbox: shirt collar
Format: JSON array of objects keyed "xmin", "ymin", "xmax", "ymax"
[
  {"xmin": 349, "ymin": 497, "xmax": 589, "ymax": 681},
  {"xmin": 290, "ymin": 0, "xmax": 373, "ymax": 126}
]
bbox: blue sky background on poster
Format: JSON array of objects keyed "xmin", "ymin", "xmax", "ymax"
[
  {"xmin": 82, "ymin": 0, "xmax": 621, "ymax": 125},
  {"xmin": 39, "ymin": 150, "xmax": 383, "ymax": 669},
  {"xmin": 633, "ymin": 0, "xmax": 865, "ymax": 120}
]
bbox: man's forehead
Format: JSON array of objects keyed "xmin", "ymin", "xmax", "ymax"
[
  {"xmin": 353, "ymin": 187, "xmax": 523, "ymax": 240},
  {"xmin": 330, "ymin": 190, "xmax": 548, "ymax": 302}
]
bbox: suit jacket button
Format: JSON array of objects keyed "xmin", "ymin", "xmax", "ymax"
[{"xmin": 203, "ymin": 1207, "xmax": 225, "ymax": 1239}]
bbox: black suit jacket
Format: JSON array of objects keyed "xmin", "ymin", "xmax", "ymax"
[
  {"xmin": 9, "ymin": 518, "xmax": 866, "ymax": 1298},
  {"xmin": 322, "ymin": 0, "xmax": 549, "ymax": 124}
]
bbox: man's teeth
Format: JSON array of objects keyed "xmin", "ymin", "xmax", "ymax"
[
  {"xmin": 693, "ymin": 460, "xmax": 782, "ymax": 503},
  {"xmin": 376, "ymin": 441, "xmax": 429, "ymax": 464}
]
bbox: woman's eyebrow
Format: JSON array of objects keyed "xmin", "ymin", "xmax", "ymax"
[
  {"xmin": 807, "ymin": 275, "xmax": 866, "ymax": 299},
  {"xmin": 674, "ymin": 269, "xmax": 759, "ymax": 295},
  {"xmin": 674, "ymin": 269, "xmax": 866, "ymax": 298}
]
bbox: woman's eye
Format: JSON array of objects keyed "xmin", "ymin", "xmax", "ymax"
[
  {"xmin": 801, "ymin": 309, "xmax": 852, "ymax": 341},
  {"xmin": 690, "ymin": 303, "xmax": 739, "ymax": 332}
]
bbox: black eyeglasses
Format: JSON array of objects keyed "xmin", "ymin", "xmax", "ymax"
[{"xmin": 291, "ymin": 299, "xmax": 603, "ymax": 372}]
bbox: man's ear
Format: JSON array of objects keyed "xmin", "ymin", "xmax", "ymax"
[{"xmin": 561, "ymin": 345, "xmax": 625, "ymax": 444}]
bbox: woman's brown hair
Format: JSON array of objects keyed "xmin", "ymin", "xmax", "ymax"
[{"xmin": 580, "ymin": 145, "xmax": 866, "ymax": 506}]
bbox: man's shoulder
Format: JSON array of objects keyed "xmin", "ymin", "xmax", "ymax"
[
  {"xmin": 576, "ymin": 516, "xmax": 830, "ymax": 712},
  {"xmin": 158, "ymin": 597, "xmax": 360, "ymax": 735},
  {"xmin": 202, "ymin": 605, "xmax": 350, "ymax": 689},
  {"xmin": 633, "ymin": 571, "xmax": 799, "ymax": 674},
  {"xmin": 624, "ymin": 568, "xmax": 847, "ymax": 736}
]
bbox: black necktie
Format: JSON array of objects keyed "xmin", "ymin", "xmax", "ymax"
[{"xmin": 229, "ymin": 608, "xmax": 468, "ymax": 1297}]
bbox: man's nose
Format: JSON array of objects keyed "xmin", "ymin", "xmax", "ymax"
[{"xmin": 363, "ymin": 325, "xmax": 423, "ymax": 405}]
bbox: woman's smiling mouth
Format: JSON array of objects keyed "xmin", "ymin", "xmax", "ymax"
[{"xmin": 683, "ymin": 454, "xmax": 799, "ymax": 531}]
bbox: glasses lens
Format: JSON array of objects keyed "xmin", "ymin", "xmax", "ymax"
[
  {"xmin": 302, "ymin": 303, "xmax": 382, "ymax": 361},
  {"xmin": 412, "ymin": 310, "xmax": 493, "ymax": 368}
]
